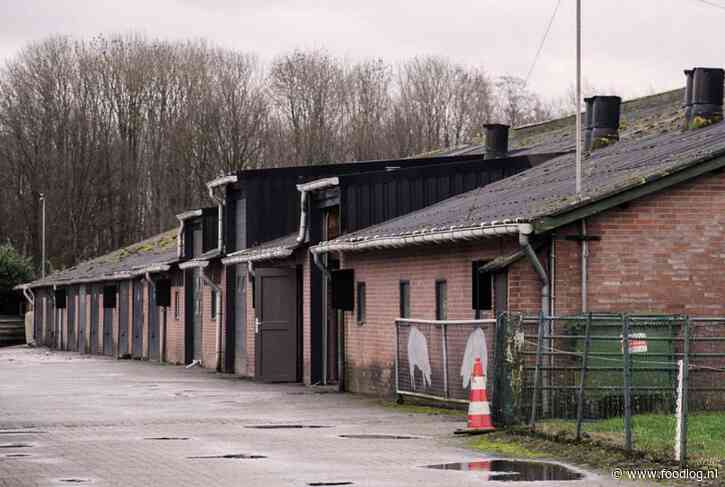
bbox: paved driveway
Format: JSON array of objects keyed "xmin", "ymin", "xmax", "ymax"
[{"xmin": 0, "ymin": 346, "xmax": 623, "ymax": 486}]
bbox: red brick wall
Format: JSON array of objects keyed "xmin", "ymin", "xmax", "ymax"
[
  {"xmin": 165, "ymin": 270, "xmax": 186, "ymax": 365},
  {"xmin": 199, "ymin": 262, "xmax": 224, "ymax": 370},
  {"xmin": 340, "ymin": 239, "xmax": 522, "ymax": 396}
]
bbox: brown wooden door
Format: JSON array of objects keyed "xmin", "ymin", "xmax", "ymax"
[{"xmin": 255, "ymin": 267, "xmax": 298, "ymax": 382}]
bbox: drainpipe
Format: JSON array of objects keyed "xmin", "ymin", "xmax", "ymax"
[
  {"xmin": 199, "ymin": 266, "xmax": 223, "ymax": 372},
  {"xmin": 247, "ymin": 261, "xmax": 255, "ymax": 279},
  {"xmin": 176, "ymin": 216, "xmax": 185, "ymax": 259},
  {"xmin": 519, "ymin": 225, "xmax": 551, "ymax": 418},
  {"xmin": 296, "ymin": 191, "xmax": 308, "ymax": 244},
  {"xmin": 518, "ymin": 225, "xmax": 550, "ymax": 316},
  {"xmin": 207, "ymin": 184, "xmax": 224, "ymax": 252},
  {"xmin": 21, "ymin": 286, "xmax": 35, "ymax": 345}
]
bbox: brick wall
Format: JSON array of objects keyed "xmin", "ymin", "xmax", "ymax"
[
  {"xmin": 165, "ymin": 270, "xmax": 186, "ymax": 365},
  {"xmin": 340, "ymin": 240, "xmax": 522, "ymax": 397}
]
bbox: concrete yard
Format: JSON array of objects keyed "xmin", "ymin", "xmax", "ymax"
[{"xmin": 0, "ymin": 346, "xmax": 622, "ymax": 486}]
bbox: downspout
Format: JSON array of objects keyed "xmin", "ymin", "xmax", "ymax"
[
  {"xmin": 296, "ymin": 190, "xmax": 308, "ymax": 244},
  {"xmin": 518, "ymin": 226, "xmax": 550, "ymax": 316},
  {"xmin": 21, "ymin": 286, "xmax": 35, "ymax": 345},
  {"xmin": 207, "ymin": 184, "xmax": 224, "ymax": 252},
  {"xmin": 199, "ymin": 266, "xmax": 223, "ymax": 372},
  {"xmin": 176, "ymin": 216, "xmax": 185, "ymax": 259},
  {"xmin": 519, "ymin": 225, "xmax": 551, "ymax": 418}
]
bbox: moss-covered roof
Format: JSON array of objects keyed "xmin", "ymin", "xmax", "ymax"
[{"xmin": 25, "ymin": 230, "xmax": 178, "ymax": 288}]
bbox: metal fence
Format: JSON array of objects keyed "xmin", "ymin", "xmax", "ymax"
[
  {"xmin": 504, "ymin": 313, "xmax": 725, "ymax": 461},
  {"xmin": 394, "ymin": 318, "xmax": 498, "ymax": 405}
]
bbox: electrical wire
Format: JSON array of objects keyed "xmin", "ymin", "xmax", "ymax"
[{"xmin": 524, "ymin": 0, "xmax": 563, "ymax": 86}]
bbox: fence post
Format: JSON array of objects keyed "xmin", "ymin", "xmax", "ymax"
[
  {"xmin": 680, "ymin": 317, "xmax": 690, "ymax": 462},
  {"xmin": 575, "ymin": 313, "xmax": 592, "ymax": 441},
  {"xmin": 394, "ymin": 320, "xmax": 401, "ymax": 403},
  {"xmin": 442, "ymin": 324, "xmax": 449, "ymax": 399},
  {"xmin": 623, "ymin": 314, "xmax": 633, "ymax": 451},
  {"xmin": 529, "ymin": 312, "xmax": 545, "ymax": 428}
]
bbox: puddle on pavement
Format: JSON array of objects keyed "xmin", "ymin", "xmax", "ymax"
[
  {"xmin": 0, "ymin": 443, "xmax": 32, "ymax": 449},
  {"xmin": 187, "ymin": 454, "xmax": 267, "ymax": 459},
  {"xmin": 144, "ymin": 437, "xmax": 190, "ymax": 441},
  {"xmin": 57, "ymin": 480, "xmax": 91, "ymax": 484},
  {"xmin": 245, "ymin": 425, "xmax": 332, "ymax": 429},
  {"xmin": 339, "ymin": 434, "xmax": 420, "ymax": 440},
  {"xmin": 4, "ymin": 453, "xmax": 31, "ymax": 458},
  {"xmin": 423, "ymin": 460, "xmax": 583, "ymax": 481},
  {"xmin": 307, "ymin": 483, "xmax": 353, "ymax": 486}
]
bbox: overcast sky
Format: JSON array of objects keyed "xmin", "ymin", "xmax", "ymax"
[{"xmin": 1, "ymin": 0, "xmax": 723, "ymax": 101}]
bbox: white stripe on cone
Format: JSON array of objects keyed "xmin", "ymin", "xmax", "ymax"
[
  {"xmin": 471, "ymin": 376, "xmax": 485, "ymax": 389},
  {"xmin": 468, "ymin": 401, "xmax": 491, "ymax": 416}
]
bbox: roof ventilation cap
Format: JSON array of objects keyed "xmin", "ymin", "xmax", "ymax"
[{"xmin": 483, "ymin": 124, "xmax": 510, "ymax": 160}]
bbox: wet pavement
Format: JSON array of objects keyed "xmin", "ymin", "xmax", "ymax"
[{"xmin": 0, "ymin": 346, "xmax": 633, "ymax": 486}]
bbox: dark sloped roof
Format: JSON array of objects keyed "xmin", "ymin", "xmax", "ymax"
[
  {"xmin": 318, "ymin": 118, "xmax": 725, "ymax": 249},
  {"xmin": 428, "ymin": 89, "xmax": 684, "ymax": 158},
  {"xmin": 222, "ymin": 233, "xmax": 299, "ymax": 265},
  {"xmin": 23, "ymin": 230, "xmax": 178, "ymax": 288}
]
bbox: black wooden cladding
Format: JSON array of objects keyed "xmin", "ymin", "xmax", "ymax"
[
  {"xmin": 155, "ymin": 279, "xmax": 171, "ymax": 307},
  {"xmin": 202, "ymin": 207, "xmax": 219, "ymax": 253},
  {"xmin": 340, "ymin": 155, "xmax": 538, "ymax": 234},
  {"xmin": 228, "ymin": 153, "xmax": 521, "ymax": 249},
  {"xmin": 103, "ymin": 285, "xmax": 117, "ymax": 308},
  {"xmin": 331, "ymin": 269, "xmax": 354, "ymax": 311}
]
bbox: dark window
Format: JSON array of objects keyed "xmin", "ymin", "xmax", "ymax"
[
  {"xmin": 155, "ymin": 279, "xmax": 171, "ymax": 307},
  {"xmin": 472, "ymin": 261, "xmax": 493, "ymax": 312},
  {"xmin": 399, "ymin": 281, "xmax": 411, "ymax": 318},
  {"xmin": 211, "ymin": 289, "xmax": 218, "ymax": 320},
  {"xmin": 331, "ymin": 269, "xmax": 354, "ymax": 311},
  {"xmin": 55, "ymin": 289, "xmax": 67, "ymax": 309},
  {"xmin": 102, "ymin": 285, "xmax": 117, "ymax": 308},
  {"xmin": 174, "ymin": 290, "xmax": 180, "ymax": 319},
  {"xmin": 435, "ymin": 280, "xmax": 448, "ymax": 321},
  {"xmin": 356, "ymin": 282, "xmax": 366, "ymax": 323}
]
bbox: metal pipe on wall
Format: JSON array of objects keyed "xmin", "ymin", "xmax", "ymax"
[{"xmin": 581, "ymin": 219, "xmax": 589, "ymax": 313}]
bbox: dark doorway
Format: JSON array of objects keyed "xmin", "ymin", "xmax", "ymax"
[
  {"xmin": 184, "ymin": 269, "xmax": 203, "ymax": 364},
  {"xmin": 89, "ymin": 287, "xmax": 99, "ymax": 354},
  {"xmin": 148, "ymin": 282, "xmax": 159, "ymax": 361},
  {"xmin": 45, "ymin": 294, "xmax": 53, "ymax": 347},
  {"xmin": 102, "ymin": 286, "xmax": 114, "ymax": 356},
  {"xmin": 67, "ymin": 288, "xmax": 76, "ymax": 352},
  {"xmin": 78, "ymin": 286, "xmax": 86, "ymax": 353},
  {"xmin": 235, "ymin": 266, "xmax": 247, "ymax": 374},
  {"xmin": 118, "ymin": 282, "xmax": 130, "ymax": 356},
  {"xmin": 132, "ymin": 280, "xmax": 144, "ymax": 358},
  {"xmin": 254, "ymin": 267, "xmax": 298, "ymax": 382}
]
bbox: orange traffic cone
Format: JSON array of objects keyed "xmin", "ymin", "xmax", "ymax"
[{"xmin": 456, "ymin": 357, "xmax": 495, "ymax": 434}]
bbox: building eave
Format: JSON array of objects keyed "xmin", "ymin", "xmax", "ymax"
[{"xmin": 311, "ymin": 222, "xmax": 529, "ymax": 255}]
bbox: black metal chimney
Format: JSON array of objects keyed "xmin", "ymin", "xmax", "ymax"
[
  {"xmin": 584, "ymin": 97, "xmax": 595, "ymax": 152},
  {"xmin": 590, "ymin": 96, "xmax": 622, "ymax": 150},
  {"xmin": 683, "ymin": 69, "xmax": 694, "ymax": 127},
  {"xmin": 483, "ymin": 124, "xmax": 509, "ymax": 159},
  {"xmin": 690, "ymin": 67, "xmax": 724, "ymax": 128}
]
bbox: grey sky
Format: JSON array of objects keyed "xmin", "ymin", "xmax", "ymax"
[{"xmin": 0, "ymin": 0, "xmax": 722, "ymax": 100}]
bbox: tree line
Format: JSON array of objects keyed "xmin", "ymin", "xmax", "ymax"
[{"xmin": 0, "ymin": 34, "xmax": 559, "ymax": 274}]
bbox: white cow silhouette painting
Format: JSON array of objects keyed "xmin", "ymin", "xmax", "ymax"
[
  {"xmin": 460, "ymin": 327, "xmax": 488, "ymax": 389},
  {"xmin": 407, "ymin": 326, "xmax": 432, "ymax": 390}
]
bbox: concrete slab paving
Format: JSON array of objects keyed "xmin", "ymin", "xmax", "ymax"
[{"xmin": 0, "ymin": 346, "xmax": 633, "ymax": 486}]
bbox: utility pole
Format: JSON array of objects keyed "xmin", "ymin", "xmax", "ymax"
[
  {"xmin": 575, "ymin": 0, "xmax": 582, "ymax": 194},
  {"xmin": 40, "ymin": 193, "xmax": 46, "ymax": 278}
]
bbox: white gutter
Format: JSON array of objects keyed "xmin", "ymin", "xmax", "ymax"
[
  {"xmin": 310, "ymin": 222, "xmax": 526, "ymax": 255},
  {"xmin": 296, "ymin": 177, "xmax": 340, "ymax": 244},
  {"xmin": 221, "ymin": 246, "xmax": 295, "ymax": 266},
  {"xmin": 176, "ymin": 209, "xmax": 203, "ymax": 259},
  {"xmin": 178, "ymin": 259, "xmax": 209, "ymax": 270}
]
